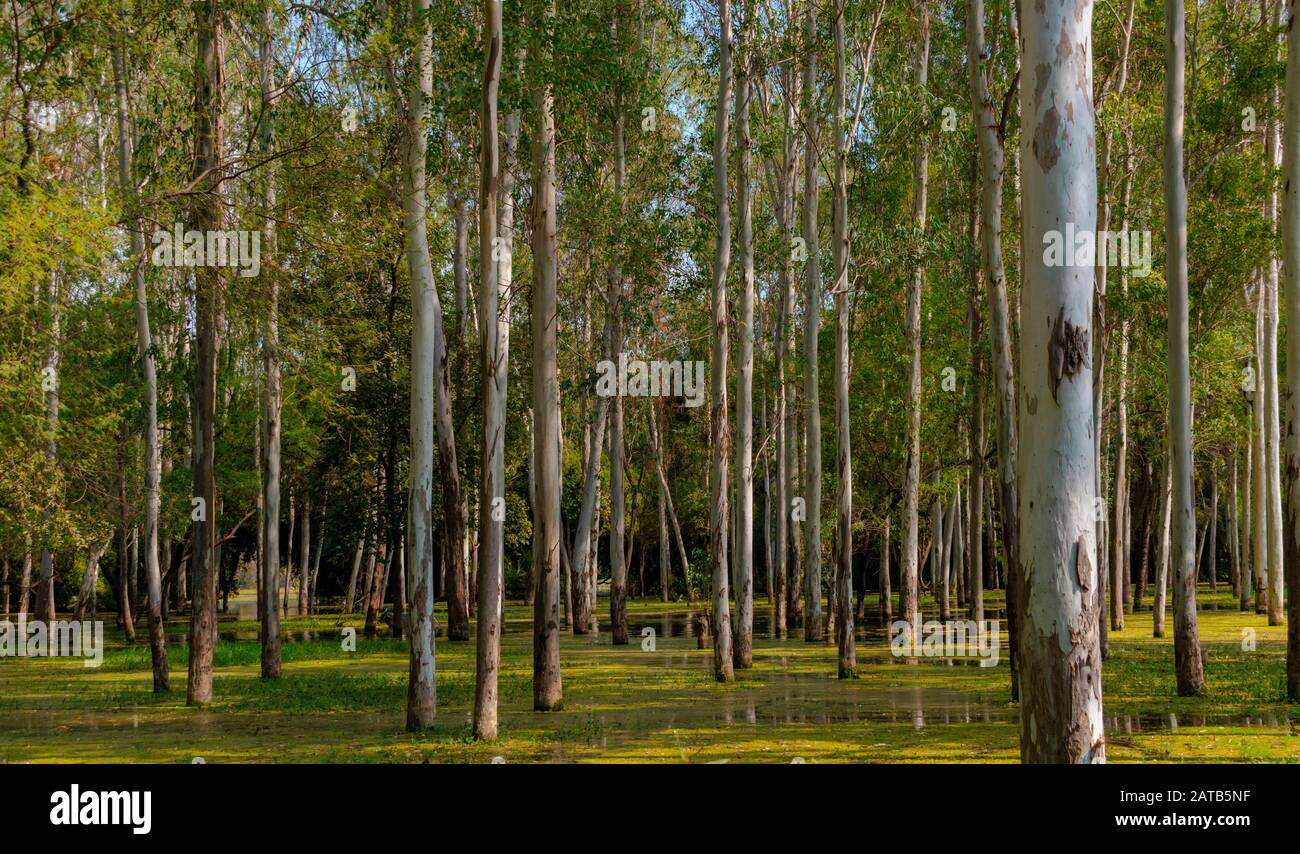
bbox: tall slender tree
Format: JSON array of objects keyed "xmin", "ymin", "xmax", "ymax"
[
  {"xmin": 473, "ymin": 0, "xmax": 505, "ymax": 739},
  {"xmin": 531, "ymin": 0, "xmax": 564, "ymax": 709},
  {"xmin": 1165, "ymin": 0, "xmax": 1206, "ymax": 697},
  {"xmin": 1016, "ymin": 0, "xmax": 1105, "ymax": 762},
  {"xmin": 186, "ymin": 0, "xmax": 226, "ymax": 707},
  {"xmin": 831, "ymin": 0, "xmax": 855, "ymax": 678},
  {"xmin": 709, "ymin": 0, "xmax": 735, "ymax": 681}
]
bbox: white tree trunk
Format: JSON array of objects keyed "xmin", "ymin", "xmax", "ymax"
[
  {"xmin": 112, "ymin": 35, "xmax": 168, "ymax": 691},
  {"xmin": 1016, "ymin": 0, "xmax": 1105, "ymax": 762},
  {"xmin": 900, "ymin": 0, "xmax": 930, "ymax": 646},
  {"xmin": 1163, "ymin": 0, "xmax": 1207, "ymax": 696},
  {"xmin": 733, "ymin": 0, "xmax": 755, "ymax": 668},
  {"xmin": 474, "ymin": 0, "xmax": 505, "ymax": 739},
  {"xmin": 531, "ymin": 0, "xmax": 564, "ymax": 709},
  {"xmin": 801, "ymin": 0, "xmax": 823, "ymax": 643},
  {"xmin": 400, "ymin": 0, "xmax": 442, "ymax": 729}
]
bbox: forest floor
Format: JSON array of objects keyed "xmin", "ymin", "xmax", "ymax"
[{"xmin": 0, "ymin": 586, "xmax": 1296, "ymax": 763}]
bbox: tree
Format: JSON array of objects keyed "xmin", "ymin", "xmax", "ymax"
[
  {"xmin": 1279, "ymin": 0, "xmax": 1300, "ymax": 700},
  {"xmin": 830, "ymin": 0, "xmax": 855, "ymax": 679},
  {"xmin": 186, "ymin": 0, "xmax": 226, "ymax": 707},
  {"xmin": 733, "ymin": 0, "xmax": 755, "ymax": 669},
  {"xmin": 111, "ymin": 33, "xmax": 168, "ymax": 692},
  {"xmin": 1016, "ymin": 0, "xmax": 1105, "ymax": 762},
  {"xmin": 899, "ymin": 0, "xmax": 929, "ymax": 646},
  {"xmin": 474, "ymin": 0, "xmax": 505, "ymax": 740},
  {"xmin": 1165, "ymin": 0, "xmax": 1206, "ymax": 697},
  {"xmin": 532, "ymin": 0, "xmax": 564, "ymax": 710},
  {"xmin": 801, "ymin": 0, "xmax": 822, "ymax": 643},
  {"xmin": 401, "ymin": 0, "xmax": 441, "ymax": 729},
  {"xmin": 710, "ymin": 0, "xmax": 735, "ymax": 681}
]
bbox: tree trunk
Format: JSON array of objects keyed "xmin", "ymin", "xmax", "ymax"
[
  {"xmin": 801, "ymin": 0, "xmax": 822, "ymax": 644},
  {"xmin": 186, "ymin": 0, "xmax": 225, "ymax": 707},
  {"xmin": 1278, "ymin": 0, "xmax": 1300, "ymax": 698},
  {"xmin": 1207, "ymin": 465, "xmax": 1218, "ymax": 591},
  {"xmin": 732, "ymin": 0, "xmax": 755, "ymax": 669},
  {"xmin": 1229, "ymin": 452, "xmax": 1241, "ymax": 599},
  {"xmin": 18, "ymin": 548, "xmax": 32, "ymax": 621},
  {"xmin": 1165, "ymin": 0, "xmax": 1207, "ymax": 695},
  {"xmin": 1266, "ymin": 5, "xmax": 1286, "ymax": 627},
  {"xmin": 709, "ymin": 0, "xmax": 734, "ymax": 680},
  {"xmin": 968, "ymin": 0, "xmax": 1020, "ymax": 700},
  {"xmin": 773, "ymin": 10, "xmax": 799, "ymax": 637},
  {"xmin": 900, "ymin": 0, "xmax": 930, "ymax": 648},
  {"xmin": 473, "ymin": 0, "xmax": 505, "ymax": 738},
  {"xmin": 1016, "ymin": 0, "xmax": 1105, "ymax": 762},
  {"xmin": 571, "ymin": 396, "xmax": 608, "ymax": 633},
  {"xmin": 1252, "ymin": 281, "xmax": 1268, "ymax": 614},
  {"xmin": 345, "ymin": 536, "xmax": 364, "ymax": 614},
  {"xmin": 298, "ymin": 497, "xmax": 311, "ymax": 616},
  {"xmin": 531, "ymin": 0, "xmax": 564, "ymax": 710},
  {"xmin": 112, "ymin": 34, "xmax": 163, "ymax": 678},
  {"xmin": 399, "ymin": 0, "xmax": 441, "ymax": 728},
  {"xmin": 831, "ymin": 0, "xmax": 855, "ymax": 677},
  {"xmin": 648, "ymin": 405, "xmax": 690, "ymax": 597},
  {"xmin": 608, "ymin": 55, "xmax": 629, "ymax": 647},
  {"xmin": 116, "ymin": 437, "xmax": 135, "ymax": 639},
  {"xmin": 74, "ymin": 541, "xmax": 110, "ymax": 623},
  {"xmin": 880, "ymin": 516, "xmax": 892, "ymax": 622}
]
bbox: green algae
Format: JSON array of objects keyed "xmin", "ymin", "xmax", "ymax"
[{"xmin": 0, "ymin": 588, "xmax": 1295, "ymax": 763}]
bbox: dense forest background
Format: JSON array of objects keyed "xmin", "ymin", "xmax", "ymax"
[{"xmin": 2, "ymin": 0, "xmax": 1297, "ymax": 763}]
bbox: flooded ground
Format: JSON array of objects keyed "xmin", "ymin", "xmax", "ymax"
[{"xmin": 1, "ymin": 588, "xmax": 1296, "ymax": 762}]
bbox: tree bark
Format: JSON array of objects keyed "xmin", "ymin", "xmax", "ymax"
[
  {"xmin": 1278, "ymin": 0, "xmax": 1300, "ymax": 699},
  {"xmin": 1016, "ymin": 0, "xmax": 1105, "ymax": 762},
  {"xmin": 733, "ymin": 0, "xmax": 755, "ymax": 669},
  {"xmin": 831, "ymin": 0, "xmax": 855, "ymax": 677},
  {"xmin": 473, "ymin": 0, "xmax": 505, "ymax": 739},
  {"xmin": 1165, "ymin": 0, "xmax": 1206, "ymax": 695},
  {"xmin": 186, "ymin": 0, "xmax": 225, "ymax": 707},
  {"xmin": 1252, "ymin": 279, "xmax": 1268, "ymax": 614},
  {"xmin": 531, "ymin": 0, "xmax": 564, "ymax": 710},
  {"xmin": 112, "ymin": 35, "xmax": 167, "ymax": 689},
  {"xmin": 608, "ymin": 44, "xmax": 630, "ymax": 646},
  {"xmin": 900, "ymin": 0, "xmax": 930, "ymax": 647},
  {"xmin": 967, "ymin": 0, "xmax": 1019, "ymax": 698},
  {"xmin": 800, "ymin": 0, "xmax": 823, "ymax": 644},
  {"xmin": 709, "ymin": 0, "xmax": 734, "ymax": 680},
  {"xmin": 1266, "ymin": 2, "xmax": 1286, "ymax": 627}
]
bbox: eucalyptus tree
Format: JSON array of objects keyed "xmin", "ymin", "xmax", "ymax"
[
  {"xmin": 532, "ymin": 0, "xmax": 564, "ymax": 711},
  {"xmin": 830, "ymin": 0, "xmax": 855, "ymax": 679},
  {"xmin": 895, "ymin": 0, "xmax": 934, "ymax": 649},
  {"xmin": 800, "ymin": 0, "xmax": 821, "ymax": 643},
  {"xmin": 397, "ymin": 0, "xmax": 441, "ymax": 729},
  {"xmin": 1279, "ymin": 0, "xmax": 1300, "ymax": 701},
  {"xmin": 474, "ymin": 0, "xmax": 505, "ymax": 740},
  {"xmin": 1165, "ymin": 0, "xmax": 1206, "ymax": 697},
  {"xmin": 1016, "ymin": 0, "xmax": 1105, "ymax": 762},
  {"xmin": 186, "ymin": 0, "xmax": 226, "ymax": 707},
  {"xmin": 709, "ymin": 0, "xmax": 735, "ymax": 681},
  {"xmin": 733, "ymin": 0, "xmax": 755, "ymax": 669},
  {"xmin": 111, "ymin": 32, "xmax": 168, "ymax": 691}
]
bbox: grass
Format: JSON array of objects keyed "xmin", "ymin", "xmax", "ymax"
[{"xmin": 0, "ymin": 586, "xmax": 1296, "ymax": 763}]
